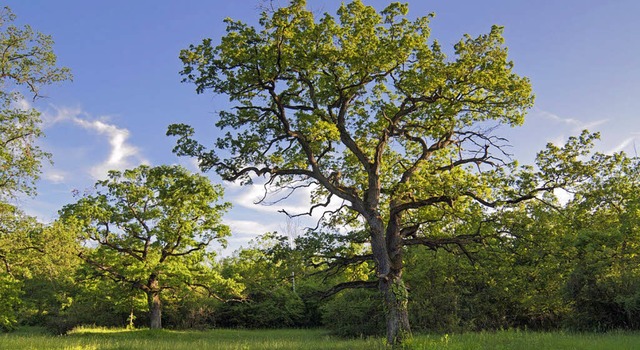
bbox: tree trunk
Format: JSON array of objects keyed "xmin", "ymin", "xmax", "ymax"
[
  {"xmin": 147, "ymin": 290, "xmax": 162, "ymax": 329},
  {"xmin": 381, "ymin": 273, "xmax": 412, "ymax": 345},
  {"xmin": 368, "ymin": 211, "xmax": 412, "ymax": 346},
  {"xmin": 147, "ymin": 275, "xmax": 162, "ymax": 329}
]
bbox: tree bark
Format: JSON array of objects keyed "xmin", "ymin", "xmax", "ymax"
[
  {"xmin": 147, "ymin": 290, "xmax": 162, "ymax": 329},
  {"xmin": 147, "ymin": 275, "xmax": 162, "ymax": 329},
  {"xmin": 369, "ymin": 213, "xmax": 412, "ymax": 346},
  {"xmin": 381, "ymin": 274, "xmax": 412, "ymax": 345}
]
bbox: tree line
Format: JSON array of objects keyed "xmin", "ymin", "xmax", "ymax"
[{"xmin": 0, "ymin": 1, "xmax": 638, "ymax": 346}]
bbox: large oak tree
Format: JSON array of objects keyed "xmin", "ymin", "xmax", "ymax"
[{"xmin": 169, "ymin": 0, "xmax": 593, "ymax": 343}]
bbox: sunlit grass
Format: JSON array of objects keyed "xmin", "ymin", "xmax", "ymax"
[
  {"xmin": 3, "ymin": 327, "xmax": 640, "ymax": 349},
  {"xmin": 0, "ymin": 326, "xmax": 387, "ymax": 350},
  {"xmin": 410, "ymin": 330, "xmax": 640, "ymax": 350}
]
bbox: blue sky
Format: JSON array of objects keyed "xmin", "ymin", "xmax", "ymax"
[{"xmin": 7, "ymin": 0, "xmax": 640, "ymax": 255}]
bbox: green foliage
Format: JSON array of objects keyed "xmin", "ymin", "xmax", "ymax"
[
  {"xmin": 561, "ymin": 155, "xmax": 640, "ymax": 330},
  {"xmin": 0, "ymin": 0, "xmax": 637, "ymax": 339},
  {"xmin": 59, "ymin": 165, "xmax": 230, "ymax": 329},
  {"xmin": 217, "ymin": 287, "xmax": 305, "ymax": 329},
  {"xmin": 0, "ymin": 6, "xmax": 72, "ymax": 332},
  {"xmin": 322, "ymin": 288, "xmax": 384, "ymax": 337},
  {"xmin": 0, "ymin": 273, "xmax": 21, "ymax": 331},
  {"xmin": 161, "ymin": 288, "xmax": 220, "ymax": 329},
  {"xmin": 0, "ymin": 206, "xmax": 80, "ymax": 332},
  {"xmin": 169, "ymin": 1, "xmax": 593, "ymax": 344},
  {"xmin": 217, "ymin": 235, "xmax": 306, "ymax": 328},
  {"xmin": 404, "ymin": 152, "xmax": 640, "ymax": 333},
  {"xmin": 60, "ymin": 276, "xmax": 143, "ymax": 330},
  {"xmin": 0, "ymin": 6, "xmax": 71, "ymax": 199}
]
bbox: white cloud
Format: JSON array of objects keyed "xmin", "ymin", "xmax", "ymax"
[
  {"xmin": 41, "ymin": 105, "xmax": 83, "ymax": 126},
  {"xmin": 553, "ymin": 188, "xmax": 573, "ymax": 206},
  {"xmin": 181, "ymin": 157, "xmax": 202, "ymax": 173},
  {"xmin": 11, "ymin": 97, "xmax": 32, "ymax": 111},
  {"xmin": 549, "ymin": 135, "xmax": 566, "ymax": 147},
  {"xmin": 225, "ymin": 218, "xmax": 279, "ymax": 237},
  {"xmin": 581, "ymin": 119, "xmax": 609, "ymax": 131},
  {"xmin": 73, "ymin": 119, "xmax": 146, "ymax": 179},
  {"xmin": 43, "ymin": 106, "xmax": 148, "ymax": 180},
  {"xmin": 42, "ymin": 169, "xmax": 67, "ymax": 183},
  {"xmin": 216, "ymin": 218, "xmax": 282, "ymax": 256},
  {"xmin": 226, "ymin": 180, "xmax": 345, "ymax": 221}
]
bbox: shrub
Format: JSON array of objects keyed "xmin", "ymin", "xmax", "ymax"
[{"xmin": 321, "ymin": 288, "xmax": 384, "ymax": 338}]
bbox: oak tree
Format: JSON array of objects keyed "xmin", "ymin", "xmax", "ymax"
[
  {"xmin": 0, "ymin": 6, "xmax": 71, "ymax": 199},
  {"xmin": 169, "ymin": 0, "xmax": 591, "ymax": 343},
  {"xmin": 60, "ymin": 165, "xmax": 230, "ymax": 329}
]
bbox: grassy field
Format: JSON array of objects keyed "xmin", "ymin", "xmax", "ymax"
[{"xmin": 2, "ymin": 327, "xmax": 640, "ymax": 349}]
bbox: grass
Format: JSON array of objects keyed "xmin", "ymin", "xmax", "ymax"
[
  {"xmin": 411, "ymin": 330, "xmax": 640, "ymax": 349},
  {"xmin": 2, "ymin": 327, "xmax": 640, "ymax": 349},
  {"xmin": 0, "ymin": 327, "xmax": 387, "ymax": 350}
]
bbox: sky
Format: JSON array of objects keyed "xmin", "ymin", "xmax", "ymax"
[{"xmin": 6, "ymin": 0, "xmax": 640, "ymax": 255}]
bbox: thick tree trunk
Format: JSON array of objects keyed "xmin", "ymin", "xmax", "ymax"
[
  {"xmin": 147, "ymin": 275, "xmax": 162, "ymax": 329},
  {"xmin": 368, "ymin": 212, "xmax": 412, "ymax": 346},
  {"xmin": 147, "ymin": 291, "xmax": 162, "ymax": 329},
  {"xmin": 380, "ymin": 272, "xmax": 412, "ymax": 345}
]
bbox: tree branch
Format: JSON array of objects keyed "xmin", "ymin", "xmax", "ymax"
[{"xmin": 318, "ymin": 280, "xmax": 378, "ymax": 299}]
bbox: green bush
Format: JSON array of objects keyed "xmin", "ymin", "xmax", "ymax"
[
  {"xmin": 0, "ymin": 274, "xmax": 22, "ymax": 332},
  {"xmin": 565, "ymin": 267, "xmax": 640, "ymax": 331},
  {"xmin": 217, "ymin": 287, "xmax": 304, "ymax": 328},
  {"xmin": 321, "ymin": 288, "xmax": 384, "ymax": 337},
  {"xmin": 162, "ymin": 293, "xmax": 220, "ymax": 329}
]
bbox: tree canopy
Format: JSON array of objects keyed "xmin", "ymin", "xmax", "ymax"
[
  {"xmin": 0, "ymin": 5, "xmax": 71, "ymax": 332},
  {"xmin": 166, "ymin": 0, "xmax": 600, "ymax": 344},
  {"xmin": 60, "ymin": 165, "xmax": 230, "ymax": 329},
  {"xmin": 0, "ymin": 6, "xmax": 71, "ymax": 200}
]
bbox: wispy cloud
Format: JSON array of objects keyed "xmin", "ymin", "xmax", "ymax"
[
  {"xmin": 225, "ymin": 218, "xmax": 279, "ymax": 237},
  {"xmin": 226, "ymin": 181, "xmax": 345, "ymax": 222},
  {"xmin": 11, "ymin": 97, "xmax": 32, "ymax": 111},
  {"xmin": 44, "ymin": 106, "xmax": 148, "ymax": 180},
  {"xmin": 217, "ymin": 218, "xmax": 282, "ymax": 255},
  {"xmin": 548, "ymin": 135, "xmax": 566, "ymax": 147},
  {"xmin": 75, "ymin": 119, "xmax": 145, "ymax": 179},
  {"xmin": 42, "ymin": 168, "xmax": 67, "ymax": 183},
  {"xmin": 537, "ymin": 110, "xmax": 608, "ymax": 132},
  {"xmin": 608, "ymin": 136, "xmax": 638, "ymax": 155}
]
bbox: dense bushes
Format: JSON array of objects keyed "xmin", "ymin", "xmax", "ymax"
[
  {"xmin": 322, "ymin": 288, "xmax": 384, "ymax": 337},
  {"xmin": 0, "ymin": 274, "xmax": 22, "ymax": 331},
  {"xmin": 216, "ymin": 287, "xmax": 304, "ymax": 328}
]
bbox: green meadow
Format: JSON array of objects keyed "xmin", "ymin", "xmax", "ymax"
[{"xmin": 3, "ymin": 327, "xmax": 640, "ymax": 350}]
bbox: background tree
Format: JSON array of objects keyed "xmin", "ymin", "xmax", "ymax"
[
  {"xmin": 561, "ymin": 153, "xmax": 640, "ymax": 330},
  {"xmin": 169, "ymin": 1, "xmax": 599, "ymax": 344},
  {"xmin": 59, "ymin": 165, "xmax": 230, "ymax": 329},
  {"xmin": 0, "ymin": 207, "xmax": 79, "ymax": 331},
  {"xmin": 0, "ymin": 7, "xmax": 70, "ymax": 330},
  {"xmin": 217, "ymin": 234, "xmax": 305, "ymax": 328},
  {"xmin": 0, "ymin": 6, "xmax": 71, "ymax": 200},
  {"xmin": 0, "ymin": 205, "xmax": 39, "ymax": 331}
]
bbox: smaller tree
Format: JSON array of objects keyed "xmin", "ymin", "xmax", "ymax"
[{"xmin": 60, "ymin": 165, "xmax": 230, "ymax": 329}]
